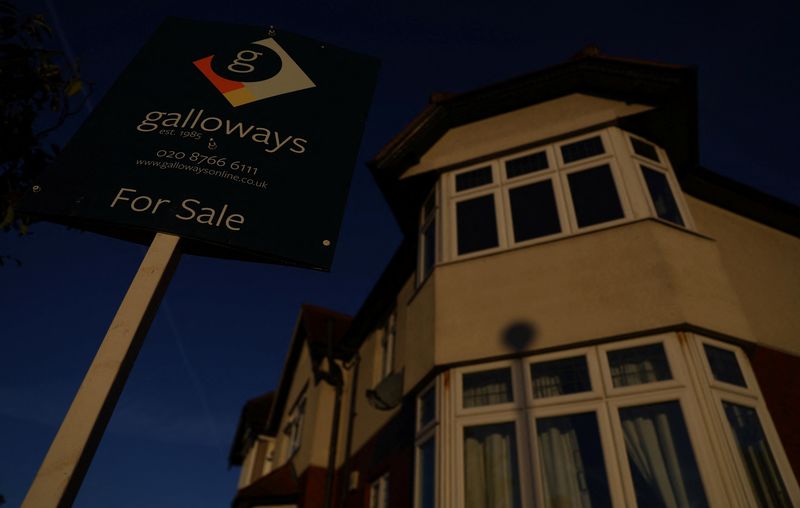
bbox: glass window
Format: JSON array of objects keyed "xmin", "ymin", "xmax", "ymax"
[
  {"xmin": 420, "ymin": 386, "xmax": 436, "ymax": 428},
  {"xmin": 418, "ymin": 438, "xmax": 436, "ymax": 508},
  {"xmin": 704, "ymin": 344, "xmax": 746, "ymax": 387},
  {"xmin": 456, "ymin": 195, "xmax": 499, "ymax": 254},
  {"xmin": 536, "ymin": 412, "xmax": 612, "ymax": 508},
  {"xmin": 631, "ymin": 138, "xmax": 660, "ymax": 162},
  {"xmin": 379, "ymin": 313, "xmax": 396, "ymax": 380},
  {"xmin": 641, "ymin": 166, "xmax": 684, "ymax": 226},
  {"xmin": 531, "ymin": 356, "xmax": 591, "ymax": 398},
  {"xmin": 419, "ymin": 190, "xmax": 437, "ymax": 282},
  {"xmin": 561, "ymin": 136, "xmax": 604, "ymax": 163},
  {"xmin": 723, "ymin": 402, "xmax": 792, "ymax": 507},
  {"xmin": 506, "ymin": 151, "xmax": 548, "ymax": 178},
  {"xmin": 508, "ymin": 180, "xmax": 561, "ymax": 242},
  {"xmin": 370, "ymin": 473, "xmax": 390, "ymax": 508},
  {"xmin": 608, "ymin": 343, "xmax": 672, "ymax": 387},
  {"xmin": 619, "ymin": 401, "xmax": 709, "ymax": 508},
  {"xmin": 463, "ymin": 368, "xmax": 513, "ymax": 408},
  {"xmin": 421, "ymin": 221, "xmax": 436, "ymax": 278},
  {"xmin": 567, "ymin": 165, "xmax": 624, "ymax": 228},
  {"xmin": 456, "ymin": 166, "xmax": 493, "ymax": 191},
  {"xmin": 464, "ymin": 422, "xmax": 521, "ymax": 508}
]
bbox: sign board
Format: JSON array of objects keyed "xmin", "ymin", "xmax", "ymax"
[{"xmin": 21, "ymin": 17, "xmax": 379, "ymax": 270}]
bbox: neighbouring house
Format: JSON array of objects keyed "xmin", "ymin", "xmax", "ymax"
[{"xmin": 229, "ymin": 48, "xmax": 800, "ymax": 508}]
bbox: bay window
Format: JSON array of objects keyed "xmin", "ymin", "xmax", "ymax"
[
  {"xmin": 431, "ymin": 334, "xmax": 799, "ymax": 507},
  {"xmin": 415, "ymin": 128, "xmax": 696, "ymax": 283}
]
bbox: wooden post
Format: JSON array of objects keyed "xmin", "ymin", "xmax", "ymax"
[{"xmin": 22, "ymin": 233, "xmax": 182, "ymax": 508}]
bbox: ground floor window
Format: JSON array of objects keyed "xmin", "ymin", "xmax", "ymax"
[{"xmin": 422, "ymin": 333, "xmax": 800, "ymax": 507}]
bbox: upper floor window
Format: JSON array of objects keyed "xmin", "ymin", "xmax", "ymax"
[
  {"xmin": 628, "ymin": 135, "xmax": 686, "ymax": 227},
  {"xmin": 374, "ymin": 311, "xmax": 396, "ymax": 384},
  {"xmin": 415, "ymin": 128, "xmax": 694, "ymax": 285},
  {"xmin": 282, "ymin": 392, "xmax": 306, "ymax": 460}
]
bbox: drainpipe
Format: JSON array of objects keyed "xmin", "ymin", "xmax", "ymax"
[
  {"xmin": 322, "ymin": 319, "xmax": 344, "ymax": 508},
  {"xmin": 337, "ymin": 353, "xmax": 360, "ymax": 508}
]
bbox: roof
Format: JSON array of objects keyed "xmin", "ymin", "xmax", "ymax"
[
  {"xmin": 228, "ymin": 391, "xmax": 275, "ymax": 466},
  {"xmin": 233, "ymin": 461, "xmax": 299, "ymax": 508},
  {"xmin": 368, "ymin": 48, "xmax": 698, "ymax": 233},
  {"xmin": 265, "ymin": 305, "xmax": 353, "ymax": 436}
]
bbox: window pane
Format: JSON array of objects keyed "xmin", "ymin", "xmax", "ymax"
[
  {"xmin": 631, "ymin": 138, "xmax": 660, "ymax": 162},
  {"xmin": 724, "ymin": 402, "xmax": 792, "ymax": 507},
  {"xmin": 506, "ymin": 151, "xmax": 549, "ymax": 178},
  {"xmin": 641, "ymin": 166, "xmax": 684, "ymax": 226},
  {"xmin": 456, "ymin": 195, "xmax": 499, "ymax": 255},
  {"xmin": 620, "ymin": 401, "xmax": 709, "ymax": 508},
  {"xmin": 456, "ymin": 166, "xmax": 493, "ymax": 191},
  {"xmin": 420, "ymin": 387, "xmax": 436, "ymax": 427},
  {"xmin": 561, "ymin": 136, "xmax": 604, "ymax": 163},
  {"xmin": 531, "ymin": 356, "xmax": 591, "ymax": 398},
  {"xmin": 704, "ymin": 344, "xmax": 746, "ymax": 387},
  {"xmin": 464, "ymin": 422, "xmax": 521, "ymax": 508},
  {"xmin": 608, "ymin": 343, "xmax": 672, "ymax": 387},
  {"xmin": 509, "ymin": 180, "xmax": 561, "ymax": 242},
  {"xmin": 421, "ymin": 220, "xmax": 436, "ymax": 279},
  {"xmin": 418, "ymin": 438, "xmax": 436, "ymax": 508},
  {"xmin": 537, "ymin": 412, "xmax": 612, "ymax": 508},
  {"xmin": 463, "ymin": 368, "xmax": 513, "ymax": 407},
  {"xmin": 567, "ymin": 165, "xmax": 624, "ymax": 228}
]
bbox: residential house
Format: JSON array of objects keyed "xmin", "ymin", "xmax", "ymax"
[{"xmin": 229, "ymin": 48, "xmax": 800, "ymax": 508}]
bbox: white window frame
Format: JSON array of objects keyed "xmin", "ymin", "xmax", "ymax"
[
  {"xmin": 447, "ymin": 161, "xmax": 508, "ymax": 262},
  {"xmin": 417, "ymin": 184, "xmax": 440, "ymax": 286},
  {"xmin": 499, "ymin": 146, "xmax": 569, "ymax": 248},
  {"xmin": 454, "ymin": 411, "xmax": 534, "ymax": 508},
  {"xmin": 524, "ymin": 345, "xmax": 604, "ymax": 408},
  {"xmin": 691, "ymin": 335, "xmax": 800, "ymax": 505},
  {"xmin": 282, "ymin": 390, "xmax": 306, "ymax": 461},
  {"xmin": 415, "ymin": 380, "xmax": 439, "ymax": 508},
  {"xmin": 559, "ymin": 158, "xmax": 632, "ymax": 235},
  {"xmin": 370, "ymin": 472, "xmax": 390, "ymax": 508},
  {"xmin": 554, "ymin": 131, "xmax": 613, "ymax": 169},
  {"xmin": 606, "ymin": 387, "xmax": 726, "ymax": 507},
  {"xmin": 526, "ymin": 398, "xmax": 627, "ymax": 508},
  {"xmin": 455, "ymin": 359, "xmax": 523, "ymax": 417},
  {"xmin": 597, "ymin": 333, "xmax": 688, "ymax": 397},
  {"xmin": 626, "ymin": 133, "xmax": 695, "ymax": 230},
  {"xmin": 374, "ymin": 311, "xmax": 396, "ymax": 385}
]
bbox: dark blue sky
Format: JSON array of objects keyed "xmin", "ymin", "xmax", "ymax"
[{"xmin": 2, "ymin": 0, "xmax": 798, "ymax": 506}]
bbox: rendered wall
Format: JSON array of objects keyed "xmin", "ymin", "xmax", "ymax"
[
  {"xmin": 687, "ymin": 196, "xmax": 800, "ymax": 355},
  {"xmin": 402, "ymin": 93, "xmax": 651, "ymax": 178}
]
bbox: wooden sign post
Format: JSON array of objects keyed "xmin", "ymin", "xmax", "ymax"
[{"xmin": 22, "ymin": 233, "xmax": 181, "ymax": 508}]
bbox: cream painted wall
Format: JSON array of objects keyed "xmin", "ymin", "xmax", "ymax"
[
  {"xmin": 432, "ymin": 220, "xmax": 754, "ymax": 364},
  {"xmin": 402, "ymin": 94, "xmax": 651, "ymax": 178},
  {"xmin": 688, "ymin": 196, "xmax": 800, "ymax": 355},
  {"xmin": 273, "ymin": 342, "xmax": 336, "ymax": 475}
]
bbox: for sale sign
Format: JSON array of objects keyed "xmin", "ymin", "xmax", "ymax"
[{"xmin": 21, "ymin": 17, "xmax": 379, "ymax": 270}]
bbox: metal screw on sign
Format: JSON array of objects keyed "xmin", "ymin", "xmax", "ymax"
[
  {"xmin": 32, "ymin": 185, "xmax": 41, "ymax": 193},
  {"xmin": 323, "ymin": 240, "xmax": 331, "ymax": 247}
]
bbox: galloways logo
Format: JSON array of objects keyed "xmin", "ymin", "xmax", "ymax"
[{"xmin": 193, "ymin": 38, "xmax": 315, "ymax": 107}]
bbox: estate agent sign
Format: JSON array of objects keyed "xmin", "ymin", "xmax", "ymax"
[{"xmin": 22, "ymin": 17, "xmax": 379, "ymax": 270}]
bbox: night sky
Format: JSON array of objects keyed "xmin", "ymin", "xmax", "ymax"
[{"xmin": 1, "ymin": 0, "xmax": 798, "ymax": 507}]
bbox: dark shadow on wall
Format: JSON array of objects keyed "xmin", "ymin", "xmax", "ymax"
[{"xmin": 502, "ymin": 321, "xmax": 538, "ymax": 352}]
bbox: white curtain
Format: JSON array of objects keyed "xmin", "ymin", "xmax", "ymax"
[
  {"xmin": 611, "ymin": 359, "xmax": 658, "ymax": 387},
  {"xmin": 464, "ymin": 424, "xmax": 519, "ymax": 508},
  {"xmin": 538, "ymin": 424, "xmax": 592, "ymax": 508},
  {"xmin": 724, "ymin": 402, "xmax": 792, "ymax": 508},
  {"xmin": 622, "ymin": 403, "xmax": 696, "ymax": 508},
  {"xmin": 533, "ymin": 374, "xmax": 565, "ymax": 398}
]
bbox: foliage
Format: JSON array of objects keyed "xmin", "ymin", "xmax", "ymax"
[{"xmin": 0, "ymin": 0, "xmax": 87, "ymax": 241}]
